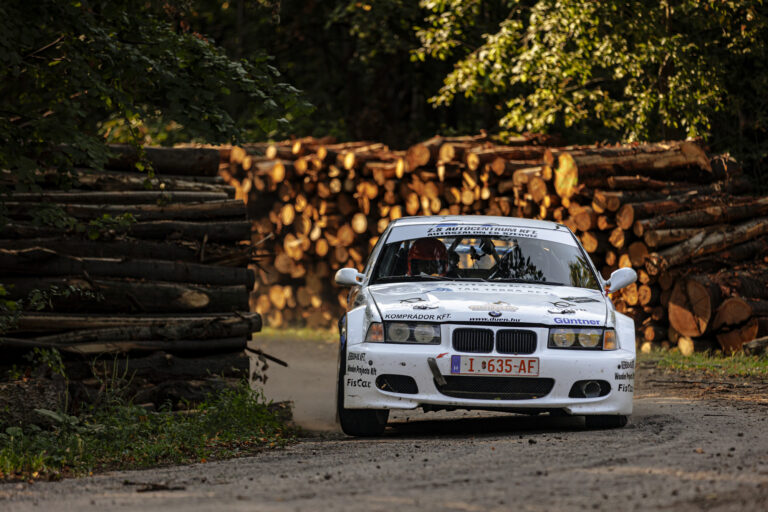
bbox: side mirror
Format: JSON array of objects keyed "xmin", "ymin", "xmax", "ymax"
[
  {"xmin": 335, "ymin": 267, "xmax": 365, "ymax": 287},
  {"xmin": 606, "ymin": 267, "xmax": 637, "ymax": 294}
]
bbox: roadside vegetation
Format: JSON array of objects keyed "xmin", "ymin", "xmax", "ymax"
[
  {"xmin": 641, "ymin": 350, "xmax": 768, "ymax": 379},
  {"xmin": 0, "ymin": 376, "xmax": 292, "ymax": 482}
]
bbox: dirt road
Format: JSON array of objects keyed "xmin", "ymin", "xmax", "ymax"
[{"xmin": 2, "ymin": 336, "xmax": 768, "ymax": 511}]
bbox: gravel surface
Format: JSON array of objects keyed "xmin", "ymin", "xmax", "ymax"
[{"xmin": 2, "ymin": 337, "xmax": 767, "ymax": 511}]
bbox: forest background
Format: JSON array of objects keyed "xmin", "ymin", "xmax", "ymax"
[{"xmin": 1, "ymin": 0, "xmax": 767, "ymax": 188}]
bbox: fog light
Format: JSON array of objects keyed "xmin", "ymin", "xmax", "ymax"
[{"xmin": 580, "ymin": 380, "xmax": 602, "ymax": 398}]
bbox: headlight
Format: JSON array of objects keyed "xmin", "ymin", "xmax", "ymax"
[
  {"xmin": 578, "ymin": 329, "xmax": 602, "ymax": 348},
  {"xmin": 548, "ymin": 328, "xmax": 616, "ymax": 350},
  {"xmin": 414, "ymin": 324, "xmax": 440, "ymax": 343},
  {"xmin": 383, "ymin": 322, "xmax": 441, "ymax": 344},
  {"xmin": 550, "ymin": 329, "xmax": 576, "ymax": 348},
  {"xmin": 388, "ymin": 322, "xmax": 410, "ymax": 342}
]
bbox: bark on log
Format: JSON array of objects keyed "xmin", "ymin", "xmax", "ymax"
[
  {"xmin": 3, "ymin": 277, "xmax": 248, "ymax": 314},
  {"xmin": 633, "ymin": 198, "xmax": 768, "ymax": 237},
  {"xmin": 65, "ymin": 351, "xmax": 249, "ymax": 382},
  {"xmin": 36, "ymin": 337, "xmax": 247, "ymax": 355},
  {"xmin": 0, "ymin": 248, "xmax": 255, "ymax": 288},
  {"xmin": 12, "ymin": 312, "xmax": 261, "ymax": 333},
  {"xmin": 3, "ymin": 200, "xmax": 246, "ymax": 222},
  {"xmin": 3, "ymin": 321, "xmax": 256, "ymax": 348},
  {"xmin": 106, "ymin": 145, "xmax": 221, "ymax": 176},
  {"xmin": 68, "ymin": 168, "xmax": 234, "ymax": 195},
  {"xmin": 7, "ymin": 191, "xmax": 229, "ymax": 205},
  {"xmin": 656, "ymin": 217, "xmax": 768, "ymax": 268},
  {"xmin": 128, "ymin": 220, "xmax": 251, "ymax": 242}
]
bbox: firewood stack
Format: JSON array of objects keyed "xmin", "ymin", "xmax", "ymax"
[
  {"xmin": 216, "ymin": 134, "xmax": 767, "ymax": 355},
  {"xmin": 0, "ymin": 145, "xmax": 260, "ymax": 408}
]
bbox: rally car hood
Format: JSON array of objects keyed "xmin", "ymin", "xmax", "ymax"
[{"xmin": 369, "ymin": 281, "xmax": 608, "ymax": 326}]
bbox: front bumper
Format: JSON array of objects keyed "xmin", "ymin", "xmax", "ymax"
[{"xmin": 343, "ymin": 340, "xmax": 635, "ymax": 415}]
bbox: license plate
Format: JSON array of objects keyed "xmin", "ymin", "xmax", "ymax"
[{"xmin": 450, "ymin": 355, "xmax": 539, "ymax": 376}]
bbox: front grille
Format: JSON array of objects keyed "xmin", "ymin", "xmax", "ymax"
[
  {"xmin": 376, "ymin": 374, "xmax": 418, "ymax": 394},
  {"xmin": 496, "ymin": 329, "xmax": 537, "ymax": 354},
  {"xmin": 452, "ymin": 328, "xmax": 493, "ymax": 353},
  {"xmin": 436, "ymin": 376, "xmax": 554, "ymax": 400}
]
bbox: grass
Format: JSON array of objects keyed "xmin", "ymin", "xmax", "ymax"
[
  {"xmin": 641, "ymin": 350, "xmax": 768, "ymax": 379},
  {"xmin": 0, "ymin": 382, "xmax": 293, "ymax": 482}
]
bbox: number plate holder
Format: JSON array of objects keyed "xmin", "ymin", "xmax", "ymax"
[{"xmin": 450, "ymin": 355, "xmax": 539, "ymax": 377}]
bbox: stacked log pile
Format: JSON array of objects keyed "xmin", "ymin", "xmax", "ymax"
[
  {"xmin": 219, "ymin": 135, "xmax": 767, "ymax": 355},
  {"xmin": 0, "ymin": 145, "xmax": 261, "ymax": 409}
]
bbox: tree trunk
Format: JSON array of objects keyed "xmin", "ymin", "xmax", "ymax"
[
  {"xmin": 11, "ymin": 312, "xmax": 261, "ymax": 333},
  {"xmin": 0, "ymin": 248, "xmax": 255, "ymax": 288},
  {"xmin": 668, "ymin": 276, "xmax": 721, "ymax": 338},
  {"xmin": 128, "ymin": 220, "xmax": 251, "ymax": 242},
  {"xmin": 657, "ymin": 217, "xmax": 768, "ymax": 267},
  {"xmin": 633, "ymin": 198, "xmax": 768, "ymax": 236},
  {"xmin": 8, "ymin": 191, "xmax": 229, "ymax": 204},
  {"xmin": 106, "ymin": 144, "xmax": 221, "ymax": 176},
  {"xmin": 3, "ymin": 277, "xmax": 248, "ymax": 314}
]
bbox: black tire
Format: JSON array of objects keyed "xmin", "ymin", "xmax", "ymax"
[
  {"xmin": 336, "ymin": 326, "xmax": 389, "ymax": 437},
  {"xmin": 584, "ymin": 415, "xmax": 629, "ymax": 429}
]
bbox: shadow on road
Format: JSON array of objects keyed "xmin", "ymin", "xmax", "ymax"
[{"xmin": 381, "ymin": 412, "xmax": 588, "ymax": 438}]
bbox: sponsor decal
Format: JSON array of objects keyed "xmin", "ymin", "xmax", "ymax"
[
  {"xmin": 553, "ymin": 317, "xmax": 602, "ymax": 326},
  {"xmin": 618, "ymin": 360, "xmax": 635, "ymax": 370},
  {"xmin": 617, "ymin": 384, "xmax": 634, "ymax": 392},
  {"xmin": 400, "ymin": 297, "xmax": 426, "ymax": 304},
  {"xmin": 348, "ymin": 352, "xmax": 366, "ymax": 361},
  {"xmin": 437, "ymin": 352, "xmax": 449, "ymax": 359},
  {"xmin": 413, "ymin": 304, "xmax": 438, "ymax": 310},
  {"xmin": 425, "ymin": 287, "xmax": 453, "ymax": 293},
  {"xmin": 425, "ymin": 224, "xmax": 540, "ymax": 239},
  {"xmin": 548, "ymin": 308, "xmax": 576, "ymax": 315},
  {"xmin": 614, "ymin": 371, "xmax": 634, "ymax": 381},
  {"xmin": 469, "ymin": 317, "xmax": 521, "ymax": 323},
  {"xmin": 384, "ymin": 312, "xmax": 450, "ymax": 321},
  {"xmin": 561, "ymin": 296, "xmax": 602, "ymax": 304},
  {"xmin": 469, "ymin": 301, "xmax": 519, "ymax": 312},
  {"xmin": 346, "ymin": 378, "xmax": 372, "ymax": 389},
  {"xmin": 347, "ymin": 364, "xmax": 377, "ymax": 376}
]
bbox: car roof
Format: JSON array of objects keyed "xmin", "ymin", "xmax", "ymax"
[{"xmin": 389, "ymin": 215, "xmax": 565, "ymax": 231}]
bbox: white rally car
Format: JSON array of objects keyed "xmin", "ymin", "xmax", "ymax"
[{"xmin": 334, "ymin": 216, "xmax": 637, "ymax": 436}]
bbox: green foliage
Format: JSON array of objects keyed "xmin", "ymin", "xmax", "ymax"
[
  {"xmin": 0, "ymin": 382, "xmax": 291, "ymax": 481},
  {"xmin": 0, "ymin": 284, "xmax": 103, "ymax": 335},
  {"xmin": 24, "ymin": 348, "xmax": 66, "ymax": 379},
  {"xmin": 0, "ymin": 0, "xmax": 308, "ymax": 189},
  {"xmin": 416, "ymin": 0, "xmax": 768, "ymax": 176},
  {"xmin": 86, "ymin": 213, "xmax": 136, "ymax": 240}
]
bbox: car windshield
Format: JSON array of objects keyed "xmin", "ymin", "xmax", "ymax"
[{"xmin": 371, "ymin": 234, "xmax": 599, "ymax": 290}]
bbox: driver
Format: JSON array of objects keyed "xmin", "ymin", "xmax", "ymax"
[{"xmin": 407, "ymin": 237, "xmax": 449, "ymax": 276}]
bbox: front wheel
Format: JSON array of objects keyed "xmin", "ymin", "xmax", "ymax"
[
  {"xmin": 338, "ymin": 405, "xmax": 389, "ymax": 437},
  {"xmin": 584, "ymin": 415, "xmax": 629, "ymax": 429},
  {"xmin": 336, "ymin": 332, "xmax": 389, "ymax": 436}
]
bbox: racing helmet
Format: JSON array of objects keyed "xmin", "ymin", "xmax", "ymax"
[{"xmin": 407, "ymin": 237, "xmax": 448, "ymax": 276}]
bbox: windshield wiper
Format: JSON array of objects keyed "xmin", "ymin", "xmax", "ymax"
[{"xmin": 490, "ymin": 278, "xmax": 566, "ymax": 286}]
